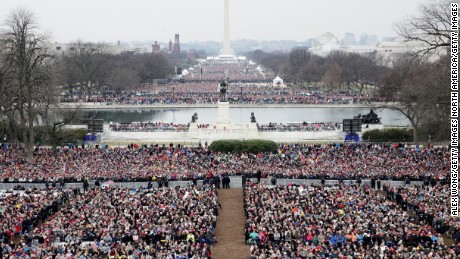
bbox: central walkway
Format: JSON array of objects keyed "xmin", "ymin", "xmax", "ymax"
[{"xmin": 213, "ymin": 188, "xmax": 247, "ymax": 259}]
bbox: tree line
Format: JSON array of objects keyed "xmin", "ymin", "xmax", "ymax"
[
  {"xmin": 0, "ymin": 9, "xmax": 177, "ymax": 160},
  {"xmin": 247, "ymin": 0, "xmax": 451, "ymax": 143}
]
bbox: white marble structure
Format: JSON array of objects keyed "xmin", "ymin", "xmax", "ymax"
[
  {"xmin": 215, "ymin": 101, "xmax": 232, "ymax": 125},
  {"xmin": 221, "ymin": 0, "xmax": 233, "ymax": 55}
]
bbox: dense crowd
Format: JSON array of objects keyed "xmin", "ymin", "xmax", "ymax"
[
  {"xmin": 182, "ymin": 62, "xmax": 276, "ymax": 81},
  {"xmin": 59, "ymin": 60, "xmax": 380, "ymax": 105},
  {"xmin": 244, "ymin": 183, "xmax": 459, "ymax": 258},
  {"xmin": 0, "ymin": 143, "xmax": 450, "ymax": 183},
  {"xmin": 109, "ymin": 122, "xmax": 190, "ymax": 132},
  {"xmin": 1, "ymin": 185, "xmax": 219, "ymax": 258},
  {"xmin": 0, "ymin": 188, "xmax": 72, "ymax": 242},
  {"xmin": 60, "ymin": 82, "xmax": 376, "ymax": 105},
  {"xmin": 257, "ymin": 122, "xmax": 340, "ymax": 132},
  {"xmin": 384, "ymin": 184, "xmax": 460, "ymax": 243}
]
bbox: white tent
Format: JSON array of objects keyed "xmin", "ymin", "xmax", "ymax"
[
  {"xmin": 272, "ymin": 76, "xmax": 286, "ymax": 87},
  {"xmin": 273, "ymin": 76, "xmax": 283, "ymax": 84},
  {"xmin": 181, "ymin": 69, "xmax": 190, "ymax": 76}
]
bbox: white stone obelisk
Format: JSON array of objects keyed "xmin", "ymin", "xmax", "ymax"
[{"xmin": 222, "ymin": 0, "xmax": 233, "ymax": 55}]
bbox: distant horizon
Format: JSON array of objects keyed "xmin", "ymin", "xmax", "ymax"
[
  {"xmin": 0, "ymin": 0, "xmax": 424, "ymax": 44},
  {"xmin": 50, "ymin": 34, "xmax": 396, "ymax": 45}
]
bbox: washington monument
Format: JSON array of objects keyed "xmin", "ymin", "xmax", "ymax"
[{"xmin": 222, "ymin": 0, "xmax": 233, "ymax": 55}]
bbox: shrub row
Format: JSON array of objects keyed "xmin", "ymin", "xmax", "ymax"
[
  {"xmin": 1, "ymin": 123, "xmax": 87, "ymax": 146},
  {"xmin": 209, "ymin": 139, "xmax": 277, "ymax": 154},
  {"xmin": 362, "ymin": 128, "xmax": 414, "ymax": 142}
]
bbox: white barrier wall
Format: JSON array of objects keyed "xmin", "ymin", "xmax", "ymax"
[{"xmin": 0, "ymin": 179, "xmax": 425, "ymax": 190}]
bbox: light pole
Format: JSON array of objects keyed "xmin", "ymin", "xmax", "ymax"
[{"xmin": 240, "ymin": 85, "xmax": 243, "ymax": 99}]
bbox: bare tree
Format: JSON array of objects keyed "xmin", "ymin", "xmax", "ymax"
[
  {"xmin": 347, "ymin": 53, "xmax": 380, "ymax": 94},
  {"xmin": 1, "ymin": 8, "xmax": 54, "ymax": 162},
  {"xmin": 378, "ymin": 55, "xmax": 449, "ymax": 142},
  {"xmin": 246, "ymin": 50, "xmax": 289, "ymax": 75},
  {"xmin": 297, "ymin": 55, "xmax": 326, "ymax": 88},
  {"xmin": 322, "ymin": 62, "xmax": 342, "ymax": 90},
  {"xmin": 37, "ymin": 59, "xmax": 84, "ymax": 151},
  {"xmin": 62, "ymin": 41, "xmax": 111, "ymax": 99},
  {"xmin": 326, "ymin": 51, "xmax": 353, "ymax": 90},
  {"xmin": 396, "ymin": 0, "xmax": 452, "ymax": 56},
  {"xmin": 288, "ymin": 49, "xmax": 312, "ymax": 86}
]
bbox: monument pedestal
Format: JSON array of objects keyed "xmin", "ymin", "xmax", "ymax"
[
  {"xmin": 215, "ymin": 101, "xmax": 232, "ymax": 126},
  {"xmin": 188, "ymin": 122, "xmax": 199, "ymax": 133}
]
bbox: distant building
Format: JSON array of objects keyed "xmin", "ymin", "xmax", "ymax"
[
  {"xmin": 46, "ymin": 41, "xmax": 126, "ymax": 55},
  {"xmin": 152, "ymin": 41, "xmax": 161, "ymax": 53},
  {"xmin": 359, "ymin": 33, "xmax": 379, "ymax": 46},
  {"xmin": 382, "ymin": 37, "xmax": 396, "ymax": 42},
  {"xmin": 309, "ymin": 32, "xmax": 341, "ymax": 56},
  {"xmin": 305, "ymin": 38, "xmax": 315, "ymax": 48},
  {"xmin": 375, "ymin": 41, "xmax": 426, "ymax": 66},
  {"xmin": 341, "ymin": 33, "xmax": 356, "ymax": 46},
  {"xmin": 342, "ymin": 45, "xmax": 377, "ymax": 54},
  {"xmin": 359, "ymin": 33, "xmax": 369, "ymax": 45},
  {"xmin": 173, "ymin": 34, "xmax": 181, "ymax": 53},
  {"xmin": 169, "ymin": 39, "xmax": 173, "ymax": 52}
]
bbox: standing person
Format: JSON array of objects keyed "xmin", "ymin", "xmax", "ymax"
[
  {"xmin": 256, "ymin": 170, "xmax": 262, "ymax": 184},
  {"xmin": 371, "ymin": 178, "xmax": 376, "ymax": 189},
  {"xmin": 376, "ymin": 179, "xmax": 381, "ymax": 190},
  {"xmin": 192, "ymin": 176, "xmax": 198, "ymax": 186},
  {"xmin": 215, "ymin": 175, "xmax": 221, "ymax": 189},
  {"xmin": 221, "ymin": 175, "xmax": 227, "ymax": 189},
  {"xmin": 224, "ymin": 175, "xmax": 231, "ymax": 189},
  {"xmin": 83, "ymin": 179, "xmax": 89, "ymax": 193},
  {"xmin": 147, "ymin": 180, "xmax": 153, "ymax": 189},
  {"xmin": 271, "ymin": 176, "xmax": 277, "ymax": 186}
]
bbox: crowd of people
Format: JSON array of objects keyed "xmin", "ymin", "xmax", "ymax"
[
  {"xmin": 384, "ymin": 183, "xmax": 460, "ymax": 243},
  {"xmin": 107, "ymin": 121, "xmax": 342, "ymax": 133},
  {"xmin": 109, "ymin": 122, "xmax": 190, "ymax": 132},
  {"xmin": 1, "ymin": 185, "xmax": 219, "ymax": 258},
  {"xmin": 60, "ymin": 82, "xmax": 377, "ymax": 106},
  {"xmin": 182, "ymin": 61, "xmax": 275, "ymax": 81},
  {"xmin": 0, "ymin": 188, "xmax": 72, "ymax": 243},
  {"xmin": 0, "ymin": 143, "xmax": 450, "ymax": 183},
  {"xmin": 244, "ymin": 183, "xmax": 459, "ymax": 258},
  {"xmin": 257, "ymin": 122, "xmax": 340, "ymax": 132},
  {"xmin": 0, "ymin": 141, "xmax": 455, "ymax": 258}
]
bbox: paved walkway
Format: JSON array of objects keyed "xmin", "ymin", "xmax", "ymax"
[{"xmin": 213, "ymin": 188, "xmax": 247, "ymax": 259}]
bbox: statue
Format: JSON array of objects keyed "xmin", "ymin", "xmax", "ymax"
[
  {"xmin": 191, "ymin": 113, "xmax": 198, "ymax": 123},
  {"xmin": 250, "ymin": 112, "xmax": 256, "ymax": 123},
  {"xmin": 356, "ymin": 109, "xmax": 380, "ymax": 124},
  {"xmin": 219, "ymin": 80, "xmax": 228, "ymax": 102}
]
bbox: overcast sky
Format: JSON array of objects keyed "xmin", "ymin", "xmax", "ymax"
[{"xmin": 0, "ymin": 0, "xmax": 425, "ymax": 43}]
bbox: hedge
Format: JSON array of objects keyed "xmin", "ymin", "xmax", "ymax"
[
  {"xmin": 1, "ymin": 124, "xmax": 87, "ymax": 146},
  {"xmin": 209, "ymin": 139, "xmax": 277, "ymax": 154},
  {"xmin": 362, "ymin": 128, "xmax": 414, "ymax": 142}
]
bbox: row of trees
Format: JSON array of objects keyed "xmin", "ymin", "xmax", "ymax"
[
  {"xmin": 248, "ymin": 0, "xmax": 451, "ymax": 142},
  {"xmin": 248, "ymin": 49, "xmax": 384, "ymax": 94},
  {"xmin": 0, "ymin": 9, "xmax": 176, "ymax": 161},
  {"xmin": 61, "ymin": 42, "xmax": 173, "ymax": 99},
  {"xmin": 381, "ymin": 0, "xmax": 451, "ymax": 142}
]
